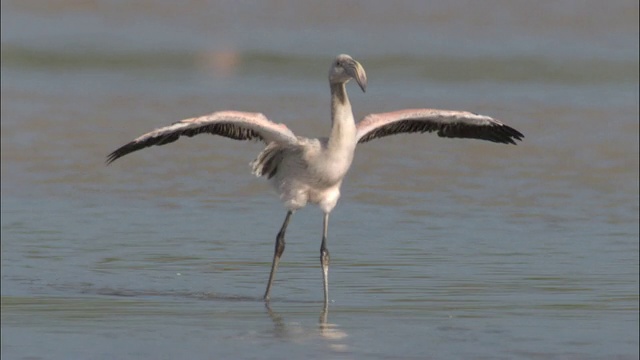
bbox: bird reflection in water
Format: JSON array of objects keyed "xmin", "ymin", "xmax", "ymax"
[{"xmin": 264, "ymin": 302, "xmax": 348, "ymax": 352}]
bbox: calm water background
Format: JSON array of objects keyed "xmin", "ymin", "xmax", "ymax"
[{"xmin": 1, "ymin": 1, "xmax": 638, "ymax": 359}]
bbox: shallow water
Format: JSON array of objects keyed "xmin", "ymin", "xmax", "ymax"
[{"xmin": 2, "ymin": 1, "xmax": 639, "ymax": 359}]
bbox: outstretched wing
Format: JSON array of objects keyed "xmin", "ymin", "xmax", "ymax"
[
  {"xmin": 106, "ymin": 111, "xmax": 297, "ymax": 164},
  {"xmin": 356, "ymin": 109, "xmax": 524, "ymax": 145}
]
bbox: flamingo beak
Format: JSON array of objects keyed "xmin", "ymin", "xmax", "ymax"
[{"xmin": 346, "ymin": 60, "xmax": 367, "ymax": 93}]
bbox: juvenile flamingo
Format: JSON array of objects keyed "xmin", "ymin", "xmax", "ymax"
[{"xmin": 107, "ymin": 54, "xmax": 524, "ymax": 305}]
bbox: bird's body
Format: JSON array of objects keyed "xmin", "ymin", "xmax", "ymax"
[
  {"xmin": 253, "ymin": 137, "xmax": 350, "ymax": 213},
  {"xmin": 251, "ymin": 80, "xmax": 359, "ymax": 214},
  {"xmin": 107, "ymin": 54, "xmax": 523, "ymax": 306}
]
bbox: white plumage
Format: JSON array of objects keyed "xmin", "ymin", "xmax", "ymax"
[{"xmin": 107, "ymin": 54, "xmax": 524, "ymax": 305}]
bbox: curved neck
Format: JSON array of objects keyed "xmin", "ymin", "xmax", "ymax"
[{"xmin": 328, "ymin": 82, "xmax": 356, "ymax": 152}]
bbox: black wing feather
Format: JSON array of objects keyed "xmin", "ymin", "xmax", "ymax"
[
  {"xmin": 358, "ymin": 119, "xmax": 524, "ymax": 145},
  {"xmin": 106, "ymin": 122, "xmax": 262, "ymax": 165}
]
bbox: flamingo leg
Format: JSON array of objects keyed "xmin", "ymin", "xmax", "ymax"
[
  {"xmin": 320, "ymin": 212, "xmax": 330, "ymax": 306},
  {"xmin": 264, "ymin": 210, "xmax": 293, "ymax": 301}
]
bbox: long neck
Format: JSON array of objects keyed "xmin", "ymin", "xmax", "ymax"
[{"xmin": 328, "ymin": 82, "xmax": 357, "ymax": 153}]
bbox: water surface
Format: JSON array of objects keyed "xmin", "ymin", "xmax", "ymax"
[{"xmin": 2, "ymin": 1, "xmax": 638, "ymax": 359}]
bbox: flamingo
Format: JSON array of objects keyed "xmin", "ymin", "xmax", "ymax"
[{"xmin": 107, "ymin": 54, "xmax": 524, "ymax": 305}]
